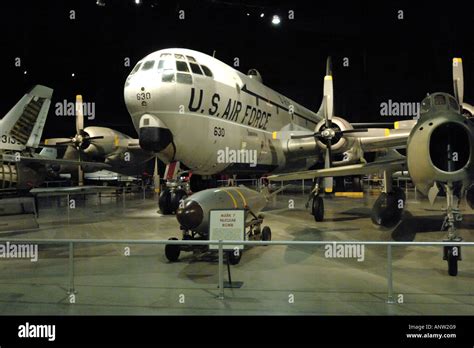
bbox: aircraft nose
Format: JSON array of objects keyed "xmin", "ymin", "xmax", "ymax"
[{"xmin": 176, "ymin": 200, "xmax": 204, "ymax": 230}]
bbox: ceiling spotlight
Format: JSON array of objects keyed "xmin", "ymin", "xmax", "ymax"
[
  {"xmin": 246, "ymin": 13, "xmax": 250, "ymax": 16},
  {"xmin": 96, "ymin": 0, "xmax": 105, "ymax": 6},
  {"xmin": 272, "ymin": 15, "xmax": 281, "ymax": 25},
  {"xmin": 71, "ymin": 73, "xmax": 75, "ymax": 77},
  {"xmin": 135, "ymin": 0, "xmax": 141, "ymax": 4},
  {"xmin": 260, "ymin": 13, "xmax": 264, "ymax": 18},
  {"xmin": 23, "ymin": 70, "xmax": 27, "ymax": 75}
]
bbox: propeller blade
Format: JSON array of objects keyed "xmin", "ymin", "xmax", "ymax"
[
  {"xmin": 78, "ymin": 150, "xmax": 84, "ymax": 186},
  {"xmin": 291, "ymin": 133, "xmax": 320, "ymax": 140},
  {"xmin": 324, "ymin": 143, "xmax": 333, "ymax": 193},
  {"xmin": 322, "ymin": 96, "xmax": 329, "ymax": 128},
  {"xmin": 87, "ymin": 136, "xmax": 105, "ymax": 141},
  {"xmin": 323, "ymin": 76, "xmax": 334, "ymax": 124},
  {"xmin": 76, "ymin": 94, "xmax": 84, "ymax": 134},
  {"xmin": 341, "ymin": 128, "xmax": 368, "ymax": 134},
  {"xmin": 325, "ymin": 138, "xmax": 333, "ymax": 168},
  {"xmin": 326, "ymin": 56, "xmax": 333, "ymax": 76},
  {"xmin": 56, "ymin": 140, "xmax": 74, "ymax": 145},
  {"xmin": 453, "ymin": 58, "xmax": 464, "ymax": 105}
]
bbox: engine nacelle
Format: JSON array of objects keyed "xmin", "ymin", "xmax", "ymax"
[
  {"xmin": 407, "ymin": 117, "xmax": 474, "ymax": 195},
  {"xmin": 82, "ymin": 126, "xmax": 130, "ymax": 159},
  {"xmin": 314, "ymin": 117, "xmax": 355, "ymax": 154}
]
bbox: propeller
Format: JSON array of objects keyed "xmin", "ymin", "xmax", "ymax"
[
  {"xmin": 291, "ymin": 57, "xmax": 368, "ymax": 193},
  {"xmin": 54, "ymin": 96, "xmax": 104, "ymax": 149},
  {"xmin": 49, "ymin": 95, "xmax": 104, "ymax": 186},
  {"xmin": 452, "ymin": 58, "xmax": 464, "ymax": 106}
]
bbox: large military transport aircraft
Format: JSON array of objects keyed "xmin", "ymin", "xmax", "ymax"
[
  {"xmin": 124, "ymin": 48, "xmax": 396, "ymax": 213},
  {"xmin": 269, "ymin": 58, "xmax": 474, "ymax": 276}
]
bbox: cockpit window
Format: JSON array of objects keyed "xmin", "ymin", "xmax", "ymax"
[
  {"xmin": 160, "ymin": 53, "xmax": 172, "ymax": 58},
  {"xmin": 434, "ymin": 94, "xmax": 446, "ymax": 105},
  {"xmin": 130, "ymin": 62, "xmax": 142, "ymax": 74},
  {"xmin": 176, "ymin": 61, "xmax": 190, "ymax": 72},
  {"xmin": 162, "ymin": 71, "xmax": 175, "ymax": 83},
  {"xmin": 175, "ymin": 54, "xmax": 185, "ymax": 60},
  {"xmin": 141, "ymin": 60, "xmax": 155, "ymax": 71},
  {"xmin": 201, "ymin": 65, "xmax": 213, "ymax": 77},
  {"xmin": 448, "ymin": 96, "xmax": 459, "ymax": 111},
  {"xmin": 186, "ymin": 55, "xmax": 197, "ymax": 63},
  {"xmin": 177, "ymin": 73, "xmax": 192, "ymax": 84},
  {"xmin": 157, "ymin": 59, "xmax": 175, "ymax": 71},
  {"xmin": 189, "ymin": 63, "xmax": 203, "ymax": 75},
  {"xmin": 420, "ymin": 97, "xmax": 431, "ymax": 114}
]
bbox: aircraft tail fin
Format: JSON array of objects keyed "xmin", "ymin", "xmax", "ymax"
[{"xmin": 0, "ymin": 85, "xmax": 53, "ymax": 151}]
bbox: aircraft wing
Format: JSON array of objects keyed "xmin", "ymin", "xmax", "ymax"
[
  {"xmin": 268, "ymin": 158, "xmax": 407, "ymax": 181},
  {"xmin": 357, "ymin": 128, "xmax": 411, "ymax": 152},
  {"xmin": 30, "ymin": 185, "xmax": 118, "ymax": 197},
  {"xmin": 17, "ymin": 155, "xmax": 111, "ymax": 169}
]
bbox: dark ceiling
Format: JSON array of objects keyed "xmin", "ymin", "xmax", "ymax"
[{"xmin": 1, "ymin": 0, "xmax": 473, "ymax": 138}]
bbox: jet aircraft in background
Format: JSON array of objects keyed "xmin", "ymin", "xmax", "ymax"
[{"xmin": 269, "ymin": 58, "xmax": 474, "ymax": 276}]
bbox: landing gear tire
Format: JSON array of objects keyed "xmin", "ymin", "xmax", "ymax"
[
  {"xmin": 159, "ymin": 189, "xmax": 172, "ymax": 215},
  {"xmin": 170, "ymin": 189, "xmax": 187, "ymax": 213},
  {"xmin": 446, "ymin": 248, "xmax": 459, "ymax": 276},
  {"xmin": 312, "ymin": 196, "xmax": 324, "ymax": 222},
  {"xmin": 228, "ymin": 251, "xmax": 241, "ymax": 265},
  {"xmin": 371, "ymin": 187, "xmax": 405, "ymax": 229},
  {"xmin": 352, "ymin": 176, "xmax": 362, "ymax": 192},
  {"xmin": 261, "ymin": 226, "xmax": 272, "ymax": 244},
  {"xmin": 165, "ymin": 237, "xmax": 181, "ymax": 262},
  {"xmin": 335, "ymin": 177, "xmax": 345, "ymax": 192}
]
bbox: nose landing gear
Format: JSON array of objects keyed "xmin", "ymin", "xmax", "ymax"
[
  {"xmin": 441, "ymin": 183, "xmax": 463, "ymax": 276},
  {"xmin": 158, "ymin": 187, "xmax": 187, "ymax": 215}
]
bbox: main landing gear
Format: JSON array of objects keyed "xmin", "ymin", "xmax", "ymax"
[
  {"xmin": 165, "ymin": 210, "xmax": 272, "ymax": 264},
  {"xmin": 370, "ymin": 170, "xmax": 406, "ymax": 229},
  {"xmin": 306, "ymin": 176, "xmax": 363, "ymax": 222},
  {"xmin": 306, "ymin": 179, "xmax": 325, "ymax": 222}
]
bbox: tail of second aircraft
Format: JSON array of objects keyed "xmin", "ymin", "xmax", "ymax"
[{"xmin": 0, "ymin": 85, "xmax": 53, "ymax": 151}]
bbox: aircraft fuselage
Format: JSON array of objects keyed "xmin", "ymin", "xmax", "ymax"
[{"xmin": 124, "ymin": 48, "xmax": 322, "ymax": 175}]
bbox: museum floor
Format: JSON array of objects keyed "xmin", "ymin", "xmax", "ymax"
[{"xmin": 0, "ymin": 188, "xmax": 473, "ymax": 315}]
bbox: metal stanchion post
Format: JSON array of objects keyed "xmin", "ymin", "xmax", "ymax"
[
  {"xmin": 122, "ymin": 186, "xmax": 125, "ymax": 209},
  {"xmin": 67, "ymin": 194, "xmax": 70, "ymax": 224},
  {"xmin": 387, "ymin": 244, "xmax": 395, "ymax": 304},
  {"xmin": 218, "ymin": 241, "xmax": 224, "ymax": 300},
  {"xmin": 67, "ymin": 242, "xmax": 76, "ymax": 295}
]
